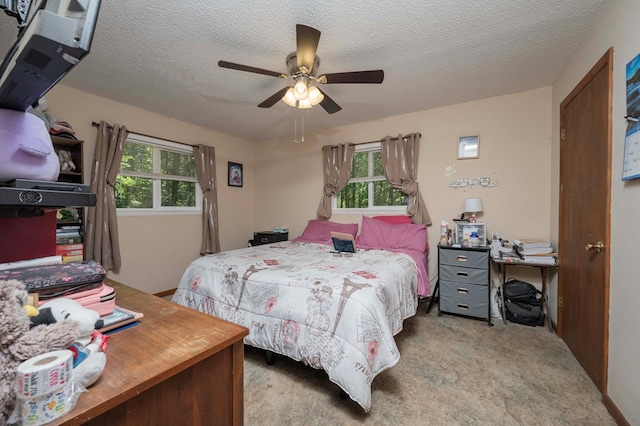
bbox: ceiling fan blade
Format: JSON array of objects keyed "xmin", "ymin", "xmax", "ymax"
[
  {"xmin": 258, "ymin": 87, "xmax": 290, "ymax": 108},
  {"xmin": 322, "ymin": 70, "xmax": 384, "ymax": 84},
  {"xmin": 296, "ymin": 24, "xmax": 321, "ymax": 73},
  {"xmin": 218, "ymin": 60, "xmax": 283, "ymax": 78},
  {"xmin": 318, "ymin": 89, "xmax": 342, "ymax": 114}
]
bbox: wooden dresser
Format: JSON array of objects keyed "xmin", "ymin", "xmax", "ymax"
[{"xmin": 51, "ymin": 279, "xmax": 248, "ymax": 425}]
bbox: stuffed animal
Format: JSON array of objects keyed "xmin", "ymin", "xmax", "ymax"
[
  {"xmin": 0, "ymin": 108, "xmax": 60, "ymax": 182},
  {"xmin": 58, "ymin": 149, "xmax": 76, "ymax": 171},
  {"xmin": 0, "ymin": 280, "xmax": 80, "ymax": 425},
  {"xmin": 31, "ymin": 298, "xmax": 108, "ymax": 389}
]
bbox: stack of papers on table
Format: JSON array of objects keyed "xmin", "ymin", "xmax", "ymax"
[{"xmin": 514, "ymin": 239, "xmax": 557, "ymax": 265}]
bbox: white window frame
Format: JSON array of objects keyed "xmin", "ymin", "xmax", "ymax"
[
  {"xmin": 116, "ymin": 133, "xmax": 202, "ymax": 216},
  {"xmin": 333, "ymin": 141, "xmax": 406, "ymax": 215}
]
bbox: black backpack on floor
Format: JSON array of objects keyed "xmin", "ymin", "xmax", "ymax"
[{"xmin": 503, "ymin": 279, "xmax": 544, "ymax": 327}]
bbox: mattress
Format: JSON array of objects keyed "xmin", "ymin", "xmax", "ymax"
[{"xmin": 172, "ymin": 240, "xmax": 419, "ymax": 411}]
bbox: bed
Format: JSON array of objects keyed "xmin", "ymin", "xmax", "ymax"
[{"xmin": 172, "ymin": 216, "xmax": 429, "ymax": 412}]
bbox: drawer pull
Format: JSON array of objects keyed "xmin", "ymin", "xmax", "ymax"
[
  {"xmin": 457, "ymin": 304, "xmax": 469, "ymax": 310},
  {"xmin": 456, "ymin": 256, "xmax": 468, "ymax": 262},
  {"xmin": 456, "ymin": 271, "xmax": 469, "ymax": 277},
  {"xmin": 457, "ymin": 288, "xmax": 469, "ymax": 295}
]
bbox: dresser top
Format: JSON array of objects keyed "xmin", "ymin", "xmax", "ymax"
[{"xmin": 52, "ymin": 279, "xmax": 248, "ymax": 424}]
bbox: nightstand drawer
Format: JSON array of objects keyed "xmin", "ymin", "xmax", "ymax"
[
  {"xmin": 439, "ymin": 296, "xmax": 488, "ymax": 319},
  {"xmin": 439, "ymin": 249, "xmax": 488, "ymax": 269},
  {"xmin": 440, "ymin": 265, "xmax": 488, "ymax": 286},
  {"xmin": 440, "ymin": 280, "xmax": 487, "ymax": 300}
]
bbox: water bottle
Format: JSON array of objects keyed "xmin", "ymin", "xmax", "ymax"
[{"xmin": 470, "ymin": 231, "xmax": 479, "ymax": 248}]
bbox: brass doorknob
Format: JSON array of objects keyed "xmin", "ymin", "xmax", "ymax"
[{"xmin": 585, "ymin": 241, "xmax": 605, "ymax": 253}]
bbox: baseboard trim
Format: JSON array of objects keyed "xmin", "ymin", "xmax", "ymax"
[
  {"xmin": 154, "ymin": 288, "xmax": 176, "ymax": 298},
  {"xmin": 603, "ymin": 393, "xmax": 630, "ymax": 426}
]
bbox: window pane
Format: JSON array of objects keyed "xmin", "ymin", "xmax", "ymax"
[
  {"xmin": 373, "ymin": 151, "xmax": 384, "ymax": 177},
  {"xmin": 161, "ymin": 150, "xmax": 196, "ymax": 177},
  {"xmin": 336, "ymin": 182, "xmax": 368, "ymax": 208},
  {"xmin": 121, "ymin": 142, "xmax": 152, "ymax": 172},
  {"xmin": 350, "ymin": 152, "xmax": 368, "ymax": 178},
  {"xmin": 161, "ymin": 179, "xmax": 196, "ymax": 207},
  {"xmin": 115, "ymin": 176, "xmax": 152, "ymax": 208},
  {"xmin": 373, "ymin": 181, "xmax": 408, "ymax": 206}
]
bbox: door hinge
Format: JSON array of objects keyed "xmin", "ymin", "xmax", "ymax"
[
  {"xmin": 560, "ymin": 128, "xmax": 566, "ymax": 141},
  {"xmin": 558, "ymin": 296, "xmax": 563, "ymax": 308}
]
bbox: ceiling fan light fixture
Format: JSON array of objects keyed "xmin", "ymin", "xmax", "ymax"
[
  {"xmin": 298, "ymin": 98, "xmax": 312, "ymax": 109},
  {"xmin": 293, "ymin": 79, "xmax": 308, "ymax": 100},
  {"xmin": 282, "ymin": 87, "xmax": 297, "ymax": 107},
  {"xmin": 307, "ymin": 85, "xmax": 324, "ymax": 105}
]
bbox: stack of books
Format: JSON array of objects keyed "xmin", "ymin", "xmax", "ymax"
[
  {"xmin": 55, "ymin": 208, "xmax": 84, "ymax": 262},
  {"xmin": 98, "ymin": 306, "xmax": 144, "ymax": 333},
  {"xmin": 513, "ymin": 239, "xmax": 557, "ymax": 265},
  {"xmin": 56, "ymin": 242, "xmax": 84, "ymax": 263}
]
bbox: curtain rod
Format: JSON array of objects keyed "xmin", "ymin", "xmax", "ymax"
[
  {"xmin": 91, "ymin": 121, "xmax": 195, "ymax": 148},
  {"xmin": 353, "ymin": 132, "xmax": 422, "ymax": 145}
]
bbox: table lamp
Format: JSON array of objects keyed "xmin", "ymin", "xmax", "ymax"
[{"xmin": 464, "ymin": 198, "xmax": 483, "ymax": 222}]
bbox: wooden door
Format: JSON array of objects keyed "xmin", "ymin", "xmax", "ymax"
[{"xmin": 558, "ymin": 48, "xmax": 612, "ymax": 393}]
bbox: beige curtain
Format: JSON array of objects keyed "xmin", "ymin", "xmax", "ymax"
[
  {"xmin": 317, "ymin": 143, "xmax": 355, "ymax": 218},
  {"xmin": 381, "ymin": 133, "xmax": 432, "ymax": 225},
  {"xmin": 193, "ymin": 144, "xmax": 220, "ymax": 255},
  {"xmin": 85, "ymin": 121, "xmax": 128, "ymax": 270}
]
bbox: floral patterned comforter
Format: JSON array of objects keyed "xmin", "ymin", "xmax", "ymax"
[{"xmin": 172, "ymin": 240, "xmax": 419, "ymax": 412}]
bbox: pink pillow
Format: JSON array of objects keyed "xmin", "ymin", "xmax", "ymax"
[
  {"xmin": 293, "ymin": 219, "xmax": 359, "ymax": 246},
  {"xmin": 357, "ymin": 216, "xmax": 427, "ymax": 253},
  {"xmin": 372, "ymin": 215, "xmax": 412, "ymax": 225},
  {"xmin": 373, "ymin": 215, "xmax": 429, "ymax": 251}
]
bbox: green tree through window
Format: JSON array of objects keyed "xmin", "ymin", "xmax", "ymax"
[
  {"xmin": 336, "ymin": 144, "xmax": 407, "ymax": 210},
  {"xmin": 116, "ymin": 135, "xmax": 200, "ymax": 211}
]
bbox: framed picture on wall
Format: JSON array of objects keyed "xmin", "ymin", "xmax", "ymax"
[
  {"xmin": 228, "ymin": 162, "xmax": 243, "ymax": 187},
  {"xmin": 458, "ymin": 135, "xmax": 480, "ymax": 159}
]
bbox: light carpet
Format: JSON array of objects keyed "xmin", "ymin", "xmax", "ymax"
[{"xmin": 243, "ymin": 304, "xmax": 615, "ymax": 425}]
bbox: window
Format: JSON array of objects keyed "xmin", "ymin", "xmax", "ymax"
[
  {"xmin": 115, "ymin": 133, "xmax": 201, "ymax": 214},
  {"xmin": 334, "ymin": 142, "xmax": 407, "ymax": 213}
]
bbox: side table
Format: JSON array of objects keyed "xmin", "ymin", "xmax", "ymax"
[{"xmin": 491, "ymin": 256, "xmax": 557, "ymax": 332}]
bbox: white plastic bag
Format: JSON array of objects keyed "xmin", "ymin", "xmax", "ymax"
[{"xmin": 490, "ymin": 280, "xmax": 502, "ymax": 319}]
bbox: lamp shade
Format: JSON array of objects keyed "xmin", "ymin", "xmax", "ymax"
[
  {"xmin": 463, "ymin": 198, "xmax": 483, "ymax": 214},
  {"xmin": 293, "ymin": 80, "xmax": 308, "ymax": 100},
  {"xmin": 282, "ymin": 88, "xmax": 297, "ymax": 107}
]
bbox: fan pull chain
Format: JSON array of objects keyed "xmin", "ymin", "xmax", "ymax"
[{"xmin": 301, "ymin": 116, "xmax": 305, "ymax": 143}]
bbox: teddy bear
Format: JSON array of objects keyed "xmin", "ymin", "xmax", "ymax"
[
  {"xmin": 0, "ymin": 279, "xmax": 80, "ymax": 425},
  {"xmin": 31, "ymin": 297, "xmax": 108, "ymax": 389},
  {"xmin": 57, "ymin": 149, "xmax": 76, "ymax": 171}
]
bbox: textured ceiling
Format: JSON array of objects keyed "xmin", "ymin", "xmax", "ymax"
[{"xmin": 0, "ymin": 1, "xmax": 609, "ymax": 141}]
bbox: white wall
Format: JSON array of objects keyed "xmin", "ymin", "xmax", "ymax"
[
  {"xmin": 45, "ymin": 86, "xmax": 256, "ymax": 294},
  {"xmin": 255, "ymin": 87, "xmax": 553, "ymax": 291},
  {"xmin": 552, "ymin": 0, "xmax": 640, "ymax": 423}
]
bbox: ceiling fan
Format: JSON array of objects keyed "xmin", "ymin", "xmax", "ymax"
[{"xmin": 218, "ymin": 24, "xmax": 384, "ymax": 114}]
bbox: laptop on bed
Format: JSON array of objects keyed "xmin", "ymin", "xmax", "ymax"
[{"xmin": 331, "ymin": 231, "xmax": 357, "ymax": 254}]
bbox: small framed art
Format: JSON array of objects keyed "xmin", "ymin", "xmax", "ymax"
[
  {"xmin": 228, "ymin": 162, "xmax": 243, "ymax": 187},
  {"xmin": 458, "ymin": 135, "xmax": 479, "ymax": 159}
]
